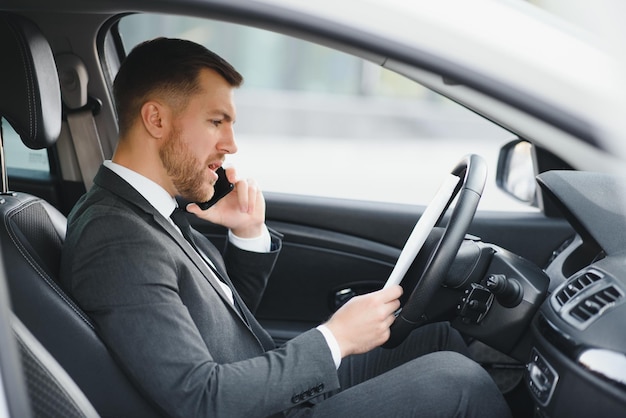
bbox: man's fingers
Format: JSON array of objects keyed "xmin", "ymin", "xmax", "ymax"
[
  {"xmin": 246, "ymin": 178, "xmax": 259, "ymax": 214},
  {"xmin": 373, "ymin": 285, "xmax": 403, "ymax": 303},
  {"xmin": 223, "ymin": 166, "xmax": 238, "ymax": 183},
  {"xmin": 235, "ymin": 178, "xmax": 249, "ymax": 212}
]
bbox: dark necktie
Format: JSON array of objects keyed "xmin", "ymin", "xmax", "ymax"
[{"xmin": 170, "ymin": 208, "xmax": 232, "ymax": 288}]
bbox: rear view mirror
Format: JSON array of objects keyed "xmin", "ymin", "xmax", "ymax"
[{"xmin": 496, "ymin": 139, "xmax": 537, "ymax": 206}]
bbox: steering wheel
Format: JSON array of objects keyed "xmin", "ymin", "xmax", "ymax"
[{"xmin": 383, "ymin": 154, "xmax": 487, "ymax": 348}]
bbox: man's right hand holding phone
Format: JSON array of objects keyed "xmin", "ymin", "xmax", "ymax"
[{"xmin": 186, "ymin": 166, "xmax": 267, "ymax": 239}]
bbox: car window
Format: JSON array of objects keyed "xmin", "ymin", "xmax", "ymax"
[
  {"xmin": 116, "ymin": 14, "xmax": 530, "ymax": 211},
  {"xmin": 2, "ymin": 119, "xmax": 50, "ymax": 173}
]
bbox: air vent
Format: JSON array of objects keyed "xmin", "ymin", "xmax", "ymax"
[
  {"xmin": 570, "ymin": 286, "xmax": 622, "ymax": 323},
  {"xmin": 555, "ymin": 271, "xmax": 602, "ymax": 307}
]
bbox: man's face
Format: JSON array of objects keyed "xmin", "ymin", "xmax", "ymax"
[{"xmin": 159, "ymin": 69, "xmax": 237, "ymax": 203}]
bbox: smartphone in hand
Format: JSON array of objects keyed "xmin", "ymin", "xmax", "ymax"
[{"xmin": 197, "ymin": 166, "xmax": 234, "ymax": 210}]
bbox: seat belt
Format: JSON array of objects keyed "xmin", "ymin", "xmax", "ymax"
[
  {"xmin": 56, "ymin": 54, "xmax": 104, "ymax": 191},
  {"xmin": 65, "ymin": 107, "xmax": 104, "ymax": 191}
]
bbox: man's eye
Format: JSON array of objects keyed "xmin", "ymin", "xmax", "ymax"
[{"xmin": 211, "ymin": 120, "xmax": 223, "ymax": 127}]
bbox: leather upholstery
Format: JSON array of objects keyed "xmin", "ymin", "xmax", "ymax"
[
  {"xmin": 0, "ymin": 13, "xmax": 61, "ymax": 149},
  {"xmin": 0, "ymin": 13, "xmax": 164, "ymax": 417},
  {"xmin": 12, "ymin": 313, "xmax": 100, "ymax": 418}
]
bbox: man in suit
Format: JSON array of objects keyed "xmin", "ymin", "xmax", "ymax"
[{"xmin": 60, "ymin": 38, "xmax": 511, "ymax": 417}]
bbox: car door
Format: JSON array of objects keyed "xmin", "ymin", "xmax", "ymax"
[{"xmin": 227, "ymin": 192, "xmax": 573, "ymax": 342}]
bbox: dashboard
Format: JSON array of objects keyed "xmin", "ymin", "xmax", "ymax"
[{"xmin": 526, "ymin": 171, "xmax": 626, "ymax": 417}]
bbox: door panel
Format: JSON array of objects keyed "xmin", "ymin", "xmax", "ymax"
[
  {"xmin": 245, "ymin": 193, "xmax": 573, "ymax": 337},
  {"xmin": 257, "ymin": 222, "xmax": 397, "ymax": 319}
]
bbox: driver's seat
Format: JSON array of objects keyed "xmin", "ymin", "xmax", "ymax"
[{"xmin": 0, "ymin": 12, "xmax": 164, "ymax": 417}]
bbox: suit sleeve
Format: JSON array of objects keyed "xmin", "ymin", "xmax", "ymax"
[
  {"xmin": 221, "ymin": 228, "xmax": 282, "ymax": 313},
  {"xmin": 61, "ymin": 209, "xmax": 339, "ymax": 418}
]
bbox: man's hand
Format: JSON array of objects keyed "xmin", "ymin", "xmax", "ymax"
[
  {"xmin": 324, "ymin": 285, "xmax": 403, "ymax": 357},
  {"xmin": 186, "ymin": 166, "xmax": 266, "ymax": 238}
]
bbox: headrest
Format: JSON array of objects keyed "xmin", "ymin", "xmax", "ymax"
[{"xmin": 0, "ymin": 13, "xmax": 61, "ymax": 150}]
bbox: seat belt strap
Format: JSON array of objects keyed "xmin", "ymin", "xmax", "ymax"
[
  {"xmin": 57, "ymin": 53, "xmax": 105, "ymax": 191},
  {"xmin": 66, "ymin": 109, "xmax": 104, "ymax": 190}
]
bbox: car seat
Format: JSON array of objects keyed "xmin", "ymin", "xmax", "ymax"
[{"xmin": 0, "ymin": 12, "xmax": 164, "ymax": 418}]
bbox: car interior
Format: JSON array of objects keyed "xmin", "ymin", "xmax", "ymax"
[{"xmin": 0, "ymin": 3, "xmax": 625, "ymax": 418}]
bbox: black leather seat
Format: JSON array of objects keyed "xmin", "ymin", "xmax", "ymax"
[
  {"xmin": 12, "ymin": 312, "xmax": 100, "ymax": 418},
  {"xmin": 0, "ymin": 13, "xmax": 163, "ymax": 417}
]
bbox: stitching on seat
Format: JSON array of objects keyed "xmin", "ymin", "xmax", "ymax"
[
  {"xmin": 4, "ymin": 199, "xmax": 94, "ymax": 329},
  {"xmin": 7, "ymin": 18, "xmax": 37, "ymax": 140}
]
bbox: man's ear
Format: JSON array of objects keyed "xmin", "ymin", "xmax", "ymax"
[{"xmin": 140, "ymin": 101, "xmax": 169, "ymax": 139}]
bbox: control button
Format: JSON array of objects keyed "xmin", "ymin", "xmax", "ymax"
[
  {"xmin": 458, "ymin": 283, "xmax": 494, "ymax": 324},
  {"xmin": 525, "ymin": 348, "xmax": 559, "ymax": 406}
]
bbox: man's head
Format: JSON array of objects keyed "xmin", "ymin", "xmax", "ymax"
[
  {"xmin": 114, "ymin": 37, "xmax": 243, "ymax": 135},
  {"xmin": 112, "ymin": 38, "xmax": 243, "ymax": 202}
]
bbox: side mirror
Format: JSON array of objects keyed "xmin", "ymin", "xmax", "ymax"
[{"xmin": 496, "ymin": 139, "xmax": 537, "ymax": 206}]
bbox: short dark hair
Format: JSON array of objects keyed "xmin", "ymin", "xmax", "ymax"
[{"xmin": 113, "ymin": 37, "xmax": 243, "ymax": 135}]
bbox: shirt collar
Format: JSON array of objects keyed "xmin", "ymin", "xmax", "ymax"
[{"xmin": 103, "ymin": 160, "xmax": 177, "ymax": 219}]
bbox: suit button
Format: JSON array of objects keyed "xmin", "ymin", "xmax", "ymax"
[
  {"xmin": 291, "ymin": 394, "xmax": 301, "ymax": 404},
  {"xmin": 315, "ymin": 383, "xmax": 324, "ymax": 393}
]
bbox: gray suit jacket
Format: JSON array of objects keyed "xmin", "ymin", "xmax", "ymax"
[{"xmin": 60, "ymin": 166, "xmax": 339, "ymax": 418}]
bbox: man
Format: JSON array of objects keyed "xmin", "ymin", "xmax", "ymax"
[{"xmin": 60, "ymin": 37, "xmax": 511, "ymax": 418}]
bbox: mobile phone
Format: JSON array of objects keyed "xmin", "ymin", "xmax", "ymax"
[{"xmin": 197, "ymin": 167, "xmax": 234, "ymax": 210}]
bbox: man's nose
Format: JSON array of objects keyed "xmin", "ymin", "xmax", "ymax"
[{"xmin": 218, "ymin": 125, "xmax": 238, "ymax": 154}]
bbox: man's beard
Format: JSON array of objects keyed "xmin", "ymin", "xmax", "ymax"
[{"xmin": 159, "ymin": 127, "xmax": 214, "ymax": 203}]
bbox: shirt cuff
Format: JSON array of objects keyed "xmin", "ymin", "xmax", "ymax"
[
  {"xmin": 316, "ymin": 324, "xmax": 342, "ymax": 369},
  {"xmin": 228, "ymin": 225, "xmax": 271, "ymax": 253}
]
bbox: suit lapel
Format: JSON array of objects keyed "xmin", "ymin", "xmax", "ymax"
[
  {"xmin": 189, "ymin": 228, "xmax": 276, "ymax": 348},
  {"xmin": 163, "ymin": 219, "xmax": 277, "ymax": 350}
]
